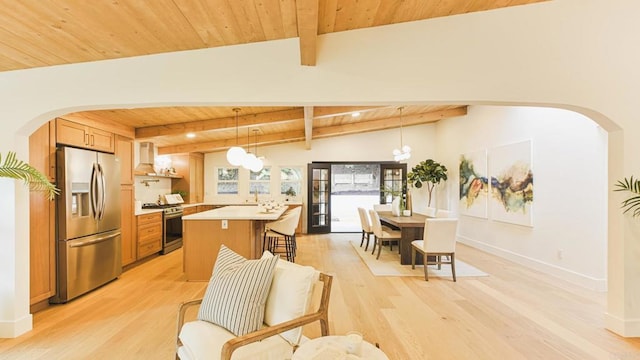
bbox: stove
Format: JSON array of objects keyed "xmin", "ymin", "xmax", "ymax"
[
  {"xmin": 141, "ymin": 203, "xmax": 183, "ymax": 254},
  {"xmin": 142, "ymin": 203, "xmax": 183, "ymax": 215}
]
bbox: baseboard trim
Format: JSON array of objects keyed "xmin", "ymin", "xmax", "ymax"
[
  {"xmin": 0, "ymin": 313, "xmax": 32, "ymax": 338},
  {"xmin": 458, "ymin": 236, "xmax": 607, "ymax": 292},
  {"xmin": 605, "ymin": 313, "xmax": 640, "ymax": 337}
]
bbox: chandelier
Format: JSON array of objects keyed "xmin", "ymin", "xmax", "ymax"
[
  {"xmin": 392, "ymin": 106, "xmax": 411, "ymax": 161},
  {"xmin": 242, "ymin": 129, "xmax": 264, "ymax": 172}
]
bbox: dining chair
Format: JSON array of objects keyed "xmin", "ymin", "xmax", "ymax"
[
  {"xmin": 368, "ymin": 209, "xmax": 401, "ymax": 260},
  {"xmin": 357, "ymin": 207, "xmax": 374, "ymax": 251},
  {"xmin": 424, "ymin": 207, "xmax": 437, "ymax": 218},
  {"xmin": 410, "ymin": 218, "xmax": 459, "ymax": 281},
  {"xmin": 373, "ymin": 204, "xmax": 392, "ymax": 212},
  {"xmin": 263, "ymin": 207, "xmax": 302, "ymax": 262},
  {"xmin": 435, "ymin": 209, "xmax": 451, "ymax": 218}
]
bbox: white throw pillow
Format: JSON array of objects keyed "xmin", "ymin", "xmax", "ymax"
[
  {"xmin": 197, "ymin": 245, "xmax": 279, "ymax": 336},
  {"xmin": 261, "ymin": 251, "xmax": 319, "ymax": 345}
]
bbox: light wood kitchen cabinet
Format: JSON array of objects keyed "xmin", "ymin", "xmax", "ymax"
[
  {"xmin": 197, "ymin": 205, "xmax": 215, "ymax": 213},
  {"xmin": 115, "ymin": 136, "xmax": 135, "ymax": 266},
  {"xmin": 115, "ymin": 135, "xmax": 134, "ymax": 185},
  {"xmin": 56, "ymin": 118, "xmax": 115, "ymax": 153},
  {"xmin": 29, "ymin": 121, "xmax": 57, "ymax": 309},
  {"xmin": 171, "ymin": 153, "xmax": 204, "ymax": 204},
  {"xmin": 120, "ymin": 185, "xmax": 136, "ymax": 266},
  {"xmin": 182, "ymin": 206, "xmax": 198, "ymax": 216},
  {"xmin": 137, "ymin": 212, "xmax": 162, "ymax": 259}
]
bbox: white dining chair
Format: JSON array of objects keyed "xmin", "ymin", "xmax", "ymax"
[
  {"xmin": 424, "ymin": 207, "xmax": 437, "ymax": 218},
  {"xmin": 357, "ymin": 207, "xmax": 374, "ymax": 251},
  {"xmin": 373, "ymin": 204, "xmax": 392, "ymax": 212},
  {"xmin": 411, "ymin": 218, "xmax": 459, "ymax": 281},
  {"xmin": 368, "ymin": 209, "xmax": 401, "ymax": 260},
  {"xmin": 263, "ymin": 207, "xmax": 302, "ymax": 262}
]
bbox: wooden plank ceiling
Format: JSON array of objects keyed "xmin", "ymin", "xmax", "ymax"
[{"xmin": 1, "ymin": 0, "xmax": 547, "ymax": 154}]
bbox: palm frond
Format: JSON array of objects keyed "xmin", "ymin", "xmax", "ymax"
[{"xmin": 0, "ymin": 152, "xmax": 59, "ymax": 200}]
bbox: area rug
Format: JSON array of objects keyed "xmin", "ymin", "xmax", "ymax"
[{"xmin": 350, "ymin": 240, "xmax": 488, "ymax": 278}]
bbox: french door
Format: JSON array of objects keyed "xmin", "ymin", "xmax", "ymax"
[
  {"xmin": 380, "ymin": 163, "xmax": 407, "ymax": 204},
  {"xmin": 307, "ymin": 163, "xmax": 331, "ymax": 234}
]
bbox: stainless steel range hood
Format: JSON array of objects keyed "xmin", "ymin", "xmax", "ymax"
[{"xmin": 134, "ymin": 142, "xmax": 157, "ymax": 174}]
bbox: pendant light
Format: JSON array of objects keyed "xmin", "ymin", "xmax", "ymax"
[
  {"xmin": 393, "ymin": 106, "xmax": 411, "ymax": 161},
  {"xmin": 243, "ymin": 129, "xmax": 264, "ymax": 172},
  {"xmin": 226, "ymin": 108, "xmax": 246, "ymax": 166}
]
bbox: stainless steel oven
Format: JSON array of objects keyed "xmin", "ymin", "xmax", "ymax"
[{"xmin": 162, "ymin": 206, "xmax": 183, "ymax": 254}]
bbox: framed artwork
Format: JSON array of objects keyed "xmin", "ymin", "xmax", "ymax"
[
  {"xmin": 459, "ymin": 149, "xmax": 488, "ymax": 218},
  {"xmin": 489, "ymin": 140, "xmax": 534, "ymax": 226}
]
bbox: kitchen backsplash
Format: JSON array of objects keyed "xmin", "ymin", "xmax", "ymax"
[{"xmin": 135, "ymin": 176, "xmax": 172, "ymax": 204}]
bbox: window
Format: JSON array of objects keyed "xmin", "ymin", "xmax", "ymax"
[
  {"xmin": 217, "ymin": 168, "xmax": 239, "ymax": 194},
  {"xmin": 280, "ymin": 167, "xmax": 302, "ymax": 197},
  {"xmin": 249, "ymin": 167, "xmax": 271, "ymax": 195}
]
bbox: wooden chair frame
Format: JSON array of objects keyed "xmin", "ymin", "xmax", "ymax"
[
  {"xmin": 175, "ymin": 273, "xmax": 333, "ymax": 360},
  {"xmin": 411, "ymin": 249, "xmax": 456, "ymax": 282}
]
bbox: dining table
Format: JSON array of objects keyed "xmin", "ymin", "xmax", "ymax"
[{"xmin": 376, "ymin": 211, "xmax": 431, "ymax": 265}]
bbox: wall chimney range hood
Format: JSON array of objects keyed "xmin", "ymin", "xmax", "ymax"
[{"xmin": 134, "ymin": 142, "xmax": 157, "ymax": 175}]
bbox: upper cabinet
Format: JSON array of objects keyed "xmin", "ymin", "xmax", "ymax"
[
  {"xmin": 56, "ymin": 118, "xmax": 115, "ymax": 153},
  {"xmin": 171, "ymin": 153, "xmax": 204, "ymax": 204},
  {"xmin": 114, "ymin": 135, "xmax": 134, "ymax": 185}
]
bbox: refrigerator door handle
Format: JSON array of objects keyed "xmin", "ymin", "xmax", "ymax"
[
  {"xmin": 69, "ymin": 231, "xmax": 122, "ymax": 248},
  {"xmin": 90, "ymin": 163, "xmax": 99, "ymax": 220},
  {"xmin": 98, "ymin": 164, "xmax": 106, "ymax": 219}
]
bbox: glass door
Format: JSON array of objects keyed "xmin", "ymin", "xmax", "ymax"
[
  {"xmin": 380, "ymin": 163, "xmax": 407, "ymax": 204},
  {"xmin": 307, "ymin": 163, "xmax": 331, "ymax": 234}
]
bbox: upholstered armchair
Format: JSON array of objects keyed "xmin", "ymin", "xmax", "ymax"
[{"xmin": 176, "ymin": 247, "xmax": 333, "ymax": 360}]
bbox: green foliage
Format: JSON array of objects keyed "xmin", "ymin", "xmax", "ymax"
[
  {"xmin": 0, "ymin": 151, "xmax": 59, "ymax": 200},
  {"xmin": 407, "ymin": 159, "xmax": 448, "ymax": 206},
  {"xmin": 285, "ymin": 186, "xmax": 296, "ymax": 197},
  {"xmin": 614, "ymin": 176, "xmax": 640, "ymax": 217}
]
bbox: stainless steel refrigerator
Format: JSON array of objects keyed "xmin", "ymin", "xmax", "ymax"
[{"xmin": 51, "ymin": 146, "xmax": 122, "ymax": 303}]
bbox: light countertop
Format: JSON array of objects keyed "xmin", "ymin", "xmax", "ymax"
[{"xmin": 182, "ymin": 205, "xmax": 286, "ymax": 221}]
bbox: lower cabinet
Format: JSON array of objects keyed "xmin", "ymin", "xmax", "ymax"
[{"xmin": 137, "ymin": 212, "xmax": 162, "ymax": 259}]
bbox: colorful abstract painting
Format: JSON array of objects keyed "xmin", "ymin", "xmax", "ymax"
[
  {"xmin": 489, "ymin": 140, "xmax": 534, "ymax": 226},
  {"xmin": 459, "ymin": 149, "xmax": 488, "ymax": 218}
]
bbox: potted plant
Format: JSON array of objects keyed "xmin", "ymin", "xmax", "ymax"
[
  {"xmin": 614, "ymin": 176, "xmax": 640, "ymax": 217},
  {"xmin": 284, "ymin": 186, "xmax": 297, "ymax": 201},
  {"xmin": 0, "ymin": 151, "xmax": 58, "ymax": 199},
  {"xmin": 407, "ymin": 159, "xmax": 448, "ymax": 207}
]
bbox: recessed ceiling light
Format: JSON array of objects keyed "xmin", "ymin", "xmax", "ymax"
[
  {"xmin": 186, "ymin": 133, "xmax": 196, "ymax": 138},
  {"xmin": 352, "ymin": 112, "xmax": 361, "ymax": 117}
]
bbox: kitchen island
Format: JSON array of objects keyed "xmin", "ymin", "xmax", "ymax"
[{"xmin": 182, "ymin": 205, "xmax": 287, "ymax": 281}]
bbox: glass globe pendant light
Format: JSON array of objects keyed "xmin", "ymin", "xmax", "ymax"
[
  {"xmin": 393, "ymin": 106, "xmax": 411, "ymax": 161},
  {"xmin": 226, "ymin": 108, "xmax": 246, "ymax": 166}
]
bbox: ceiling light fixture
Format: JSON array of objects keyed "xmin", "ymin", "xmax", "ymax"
[
  {"xmin": 352, "ymin": 112, "xmax": 361, "ymax": 117},
  {"xmin": 392, "ymin": 106, "xmax": 411, "ymax": 162},
  {"xmin": 186, "ymin": 132, "xmax": 196, "ymax": 138},
  {"xmin": 226, "ymin": 108, "xmax": 246, "ymax": 166},
  {"xmin": 241, "ymin": 128, "xmax": 264, "ymax": 172}
]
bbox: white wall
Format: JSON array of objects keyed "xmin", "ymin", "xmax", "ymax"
[
  {"xmin": 203, "ymin": 123, "xmax": 439, "ymax": 205},
  {"xmin": 1, "ymin": 0, "xmax": 639, "ymax": 337},
  {"xmin": 437, "ymin": 106, "xmax": 608, "ymax": 290}
]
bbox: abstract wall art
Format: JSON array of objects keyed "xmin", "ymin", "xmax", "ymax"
[
  {"xmin": 489, "ymin": 140, "xmax": 534, "ymax": 226},
  {"xmin": 459, "ymin": 149, "xmax": 488, "ymax": 218}
]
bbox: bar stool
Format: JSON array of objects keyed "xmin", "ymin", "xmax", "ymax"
[{"xmin": 263, "ymin": 207, "xmax": 302, "ymax": 262}]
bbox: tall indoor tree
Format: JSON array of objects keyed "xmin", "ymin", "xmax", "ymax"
[{"xmin": 407, "ymin": 159, "xmax": 448, "ymax": 207}]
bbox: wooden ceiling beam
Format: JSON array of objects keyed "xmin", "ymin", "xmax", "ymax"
[
  {"xmin": 157, "ymin": 129, "xmax": 306, "ymax": 155},
  {"xmin": 156, "ymin": 107, "xmax": 467, "ymax": 155},
  {"xmin": 312, "ymin": 107, "xmax": 468, "ymax": 138},
  {"xmin": 296, "ymin": 0, "xmax": 319, "ymax": 66},
  {"xmin": 312, "ymin": 106, "xmax": 386, "ymax": 118},
  {"xmin": 135, "ymin": 108, "xmax": 305, "ymax": 138},
  {"xmin": 304, "ymin": 106, "xmax": 314, "ymax": 149}
]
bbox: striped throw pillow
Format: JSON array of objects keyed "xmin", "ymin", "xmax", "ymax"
[{"xmin": 197, "ymin": 245, "xmax": 279, "ymax": 336}]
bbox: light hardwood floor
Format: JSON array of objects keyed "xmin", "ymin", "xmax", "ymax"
[{"xmin": 1, "ymin": 233, "xmax": 639, "ymax": 359}]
